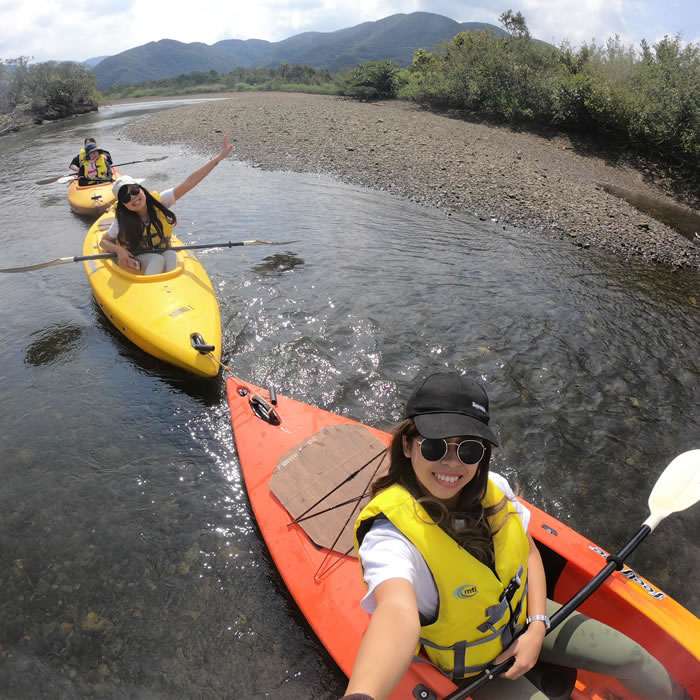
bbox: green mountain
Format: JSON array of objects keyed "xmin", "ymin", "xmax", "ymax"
[
  {"xmin": 93, "ymin": 12, "xmax": 508, "ymax": 89},
  {"xmin": 82, "ymin": 55, "xmax": 109, "ymax": 68}
]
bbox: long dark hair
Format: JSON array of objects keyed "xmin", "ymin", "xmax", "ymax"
[
  {"xmin": 114, "ymin": 187, "xmax": 177, "ymax": 251},
  {"xmin": 372, "ymin": 418, "xmax": 507, "ymax": 566}
]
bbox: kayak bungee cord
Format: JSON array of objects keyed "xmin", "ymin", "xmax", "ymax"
[
  {"xmin": 210, "ymin": 348, "xmax": 393, "ymax": 579},
  {"xmin": 301, "ymin": 449, "xmax": 388, "ymax": 580},
  {"xmin": 290, "ymin": 449, "xmax": 388, "ymax": 526}
]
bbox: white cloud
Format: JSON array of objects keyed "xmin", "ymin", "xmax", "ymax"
[{"xmin": 0, "ymin": 0, "xmax": 696, "ymax": 63}]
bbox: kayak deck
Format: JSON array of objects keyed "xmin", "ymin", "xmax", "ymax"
[
  {"xmin": 82, "ymin": 212, "xmax": 222, "ymax": 377},
  {"xmin": 226, "ymin": 377, "xmax": 700, "ymax": 700},
  {"xmin": 68, "ymin": 168, "xmax": 121, "ymax": 216}
]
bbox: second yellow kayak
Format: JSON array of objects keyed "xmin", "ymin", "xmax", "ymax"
[
  {"xmin": 68, "ymin": 168, "xmax": 122, "ymax": 216},
  {"xmin": 82, "ymin": 211, "xmax": 222, "ymax": 377}
]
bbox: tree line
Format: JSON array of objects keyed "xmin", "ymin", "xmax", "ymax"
[
  {"xmin": 0, "ymin": 57, "xmax": 99, "ymax": 122},
  {"xmin": 101, "ymin": 63, "xmax": 337, "ymax": 99}
]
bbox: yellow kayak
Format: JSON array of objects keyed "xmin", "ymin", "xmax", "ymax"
[
  {"xmin": 82, "ymin": 211, "xmax": 222, "ymax": 377},
  {"xmin": 68, "ymin": 168, "xmax": 122, "ymax": 216}
]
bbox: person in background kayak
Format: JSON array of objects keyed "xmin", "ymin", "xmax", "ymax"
[
  {"xmin": 73, "ymin": 143, "xmax": 113, "ymax": 186},
  {"xmin": 99, "ymin": 134, "xmax": 233, "ymax": 276},
  {"xmin": 69, "ymin": 137, "xmax": 113, "ymax": 178},
  {"xmin": 343, "ymin": 371, "xmax": 685, "ymax": 700}
]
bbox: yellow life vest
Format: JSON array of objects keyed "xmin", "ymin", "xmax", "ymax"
[
  {"xmin": 354, "ymin": 480, "xmax": 530, "ymax": 678},
  {"xmin": 116, "ymin": 191, "xmax": 174, "ymax": 251},
  {"xmin": 80, "ymin": 152, "xmax": 110, "ymax": 180}
]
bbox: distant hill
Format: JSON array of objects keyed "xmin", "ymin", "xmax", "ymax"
[
  {"xmin": 82, "ymin": 55, "xmax": 109, "ymax": 68},
  {"xmin": 93, "ymin": 12, "xmax": 509, "ymax": 89}
]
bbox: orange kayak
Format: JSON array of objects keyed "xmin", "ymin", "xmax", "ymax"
[
  {"xmin": 226, "ymin": 377, "xmax": 700, "ymax": 699},
  {"xmin": 67, "ymin": 168, "xmax": 121, "ymax": 216}
]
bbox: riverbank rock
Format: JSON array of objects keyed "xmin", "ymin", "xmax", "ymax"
[
  {"xmin": 0, "ymin": 102, "xmax": 98, "ymax": 137},
  {"xmin": 0, "ymin": 107, "xmax": 35, "ymax": 137},
  {"xmin": 121, "ymin": 92, "xmax": 700, "ymax": 269}
]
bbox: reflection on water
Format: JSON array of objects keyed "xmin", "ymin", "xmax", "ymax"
[
  {"xmin": 40, "ymin": 194, "xmax": 67, "ymax": 207},
  {"xmin": 24, "ymin": 324, "xmax": 85, "ymax": 366},
  {"xmin": 0, "ymin": 99, "xmax": 698, "ymax": 699},
  {"xmin": 252, "ymin": 251, "xmax": 305, "ymax": 274}
]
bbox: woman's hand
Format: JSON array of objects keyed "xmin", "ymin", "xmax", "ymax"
[
  {"xmin": 493, "ymin": 623, "xmax": 546, "ymax": 680},
  {"xmin": 215, "ymin": 133, "xmax": 233, "ymax": 164},
  {"xmin": 100, "ymin": 234, "xmax": 137, "ymax": 270},
  {"xmin": 115, "ymin": 247, "xmax": 139, "ymax": 271},
  {"xmin": 172, "ymin": 133, "xmax": 234, "ymax": 200}
]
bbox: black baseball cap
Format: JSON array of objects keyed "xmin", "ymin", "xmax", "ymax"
[{"xmin": 405, "ymin": 372, "xmax": 498, "ymax": 445}]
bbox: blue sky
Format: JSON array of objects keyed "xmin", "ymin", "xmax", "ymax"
[{"xmin": 1, "ymin": 0, "xmax": 697, "ymax": 64}]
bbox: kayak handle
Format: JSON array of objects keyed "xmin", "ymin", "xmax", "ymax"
[
  {"xmin": 190, "ymin": 332, "xmax": 215, "ymax": 354},
  {"xmin": 237, "ymin": 387, "xmax": 281, "ymax": 426}
]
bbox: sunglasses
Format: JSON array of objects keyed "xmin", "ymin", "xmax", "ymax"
[
  {"xmin": 119, "ymin": 185, "xmax": 141, "ymax": 203},
  {"xmin": 416, "ymin": 437, "xmax": 485, "ymax": 465}
]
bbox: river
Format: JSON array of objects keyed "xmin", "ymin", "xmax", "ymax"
[{"xmin": 0, "ymin": 99, "xmax": 698, "ymax": 699}]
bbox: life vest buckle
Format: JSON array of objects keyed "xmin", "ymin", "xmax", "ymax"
[{"xmin": 500, "ymin": 566, "xmax": 524, "ymax": 602}]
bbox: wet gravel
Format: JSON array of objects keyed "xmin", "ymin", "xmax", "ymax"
[{"xmin": 122, "ymin": 92, "xmax": 700, "ymax": 269}]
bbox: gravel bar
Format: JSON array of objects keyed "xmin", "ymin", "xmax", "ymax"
[{"xmin": 121, "ymin": 92, "xmax": 700, "ymax": 269}]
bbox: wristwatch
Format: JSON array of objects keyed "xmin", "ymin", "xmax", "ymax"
[{"xmin": 526, "ymin": 614, "xmax": 551, "ymax": 630}]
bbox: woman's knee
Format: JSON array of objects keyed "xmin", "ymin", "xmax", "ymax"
[
  {"xmin": 163, "ymin": 250, "xmax": 178, "ymax": 272},
  {"xmin": 138, "ymin": 254, "xmax": 165, "ymax": 275}
]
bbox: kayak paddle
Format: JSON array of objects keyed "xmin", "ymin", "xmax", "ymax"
[
  {"xmin": 0, "ymin": 239, "xmax": 302, "ymax": 273},
  {"xmin": 446, "ymin": 449, "xmax": 700, "ymax": 700},
  {"xmin": 36, "ymin": 156, "xmax": 169, "ymax": 185}
]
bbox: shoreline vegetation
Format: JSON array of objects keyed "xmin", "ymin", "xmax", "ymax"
[
  {"xmin": 122, "ymin": 92, "xmax": 699, "ymax": 269},
  {"xmin": 0, "ymin": 57, "xmax": 98, "ymax": 137}
]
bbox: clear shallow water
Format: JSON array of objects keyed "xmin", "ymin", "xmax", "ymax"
[{"xmin": 0, "ymin": 100, "xmax": 698, "ymax": 698}]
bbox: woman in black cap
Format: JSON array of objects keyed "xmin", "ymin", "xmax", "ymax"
[
  {"xmin": 343, "ymin": 371, "xmax": 682, "ymax": 700},
  {"xmin": 100, "ymin": 134, "xmax": 232, "ymax": 275}
]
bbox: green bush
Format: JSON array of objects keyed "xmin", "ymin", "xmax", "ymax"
[
  {"xmin": 396, "ymin": 16, "xmax": 699, "ymax": 164},
  {"xmin": 338, "ymin": 60, "xmax": 402, "ymax": 100}
]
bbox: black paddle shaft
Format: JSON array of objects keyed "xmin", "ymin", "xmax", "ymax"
[
  {"xmin": 444, "ymin": 523, "xmax": 652, "ymax": 700},
  {"xmin": 73, "ymin": 242, "xmax": 248, "ymax": 263}
]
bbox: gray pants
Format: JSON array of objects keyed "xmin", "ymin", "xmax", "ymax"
[
  {"xmin": 136, "ymin": 250, "xmax": 178, "ymax": 275},
  {"xmin": 473, "ymin": 600, "xmax": 685, "ymax": 699}
]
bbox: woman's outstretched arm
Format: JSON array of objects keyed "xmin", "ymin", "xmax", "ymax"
[
  {"xmin": 173, "ymin": 134, "xmax": 234, "ymax": 201},
  {"xmin": 345, "ymin": 578, "xmax": 420, "ymax": 700}
]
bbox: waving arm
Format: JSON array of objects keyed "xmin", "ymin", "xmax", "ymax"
[{"xmin": 173, "ymin": 134, "xmax": 234, "ymax": 201}]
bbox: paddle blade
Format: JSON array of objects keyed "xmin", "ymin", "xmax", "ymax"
[
  {"xmin": 0, "ymin": 257, "xmax": 75, "ymax": 273},
  {"xmin": 645, "ymin": 450, "xmax": 700, "ymax": 530},
  {"xmin": 36, "ymin": 175, "xmax": 65, "ymax": 185},
  {"xmin": 243, "ymin": 239, "xmax": 301, "ymax": 246}
]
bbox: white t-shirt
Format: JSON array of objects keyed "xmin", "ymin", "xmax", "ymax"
[
  {"xmin": 358, "ymin": 472, "xmax": 530, "ymax": 619},
  {"xmin": 105, "ymin": 188, "xmax": 176, "ymax": 240}
]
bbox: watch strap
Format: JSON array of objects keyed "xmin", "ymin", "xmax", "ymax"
[{"xmin": 526, "ymin": 614, "xmax": 551, "ymax": 629}]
